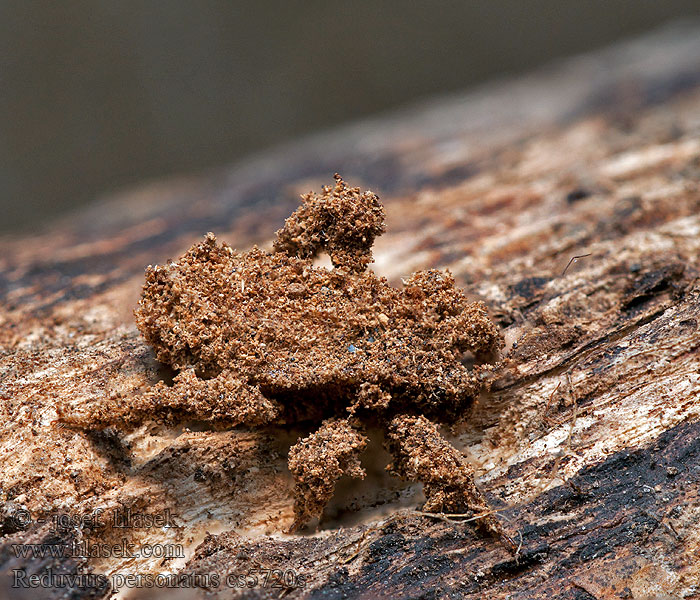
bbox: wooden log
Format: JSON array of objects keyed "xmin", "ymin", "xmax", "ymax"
[{"xmin": 2, "ymin": 22, "xmax": 700, "ymax": 599}]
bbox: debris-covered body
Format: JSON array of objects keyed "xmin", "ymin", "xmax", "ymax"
[{"xmin": 63, "ymin": 175, "xmax": 510, "ymax": 546}]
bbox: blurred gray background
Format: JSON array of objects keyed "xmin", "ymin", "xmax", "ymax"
[{"xmin": 1, "ymin": 1, "xmax": 699, "ymax": 233}]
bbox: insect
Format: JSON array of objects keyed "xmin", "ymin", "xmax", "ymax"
[{"xmin": 62, "ymin": 175, "xmax": 512, "ymax": 549}]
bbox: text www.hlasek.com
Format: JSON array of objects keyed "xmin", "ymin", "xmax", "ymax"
[{"xmin": 11, "ymin": 539, "xmax": 184, "ymax": 560}]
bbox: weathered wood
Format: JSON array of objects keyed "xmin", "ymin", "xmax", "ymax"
[{"xmin": 2, "ymin": 22, "xmax": 700, "ymax": 599}]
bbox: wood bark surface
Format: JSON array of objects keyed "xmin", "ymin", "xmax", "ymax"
[{"xmin": 2, "ymin": 22, "xmax": 700, "ymax": 600}]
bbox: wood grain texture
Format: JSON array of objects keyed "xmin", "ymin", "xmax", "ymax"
[{"xmin": 2, "ymin": 22, "xmax": 700, "ymax": 599}]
